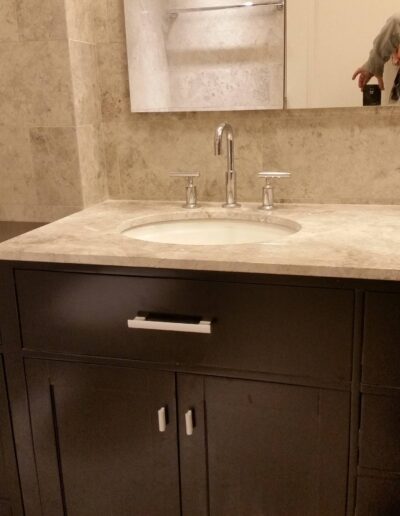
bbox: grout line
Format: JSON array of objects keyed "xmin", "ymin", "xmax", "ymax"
[{"xmin": 68, "ymin": 38, "xmax": 97, "ymax": 46}]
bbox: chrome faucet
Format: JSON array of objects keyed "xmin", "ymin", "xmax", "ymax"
[{"xmin": 214, "ymin": 122, "xmax": 240, "ymax": 208}]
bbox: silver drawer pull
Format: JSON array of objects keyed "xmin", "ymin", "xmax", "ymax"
[
  {"xmin": 185, "ymin": 409, "xmax": 194, "ymax": 436},
  {"xmin": 158, "ymin": 407, "xmax": 167, "ymax": 433},
  {"xmin": 128, "ymin": 315, "xmax": 212, "ymax": 334}
]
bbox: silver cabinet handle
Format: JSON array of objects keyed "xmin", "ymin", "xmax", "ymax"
[
  {"xmin": 128, "ymin": 315, "xmax": 212, "ymax": 334},
  {"xmin": 158, "ymin": 407, "xmax": 167, "ymax": 433},
  {"xmin": 185, "ymin": 409, "xmax": 194, "ymax": 436}
]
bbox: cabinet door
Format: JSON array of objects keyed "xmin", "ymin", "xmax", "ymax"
[
  {"xmin": 0, "ymin": 358, "xmax": 23, "ymax": 516},
  {"xmin": 25, "ymin": 360, "xmax": 180, "ymax": 516},
  {"xmin": 356, "ymin": 476, "xmax": 400, "ymax": 516},
  {"xmin": 194, "ymin": 377, "xmax": 350, "ymax": 516}
]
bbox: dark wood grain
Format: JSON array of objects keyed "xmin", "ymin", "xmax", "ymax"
[
  {"xmin": 25, "ymin": 359, "xmax": 181, "ymax": 516},
  {"xmin": 1, "ymin": 261, "xmax": 399, "ymax": 515},
  {"xmin": 205, "ymin": 377, "xmax": 350, "ymax": 516},
  {"xmin": 356, "ymin": 476, "xmax": 400, "ymax": 515},
  {"xmin": 177, "ymin": 374, "xmax": 209, "ymax": 516},
  {"xmin": 16, "ymin": 270, "xmax": 354, "ymax": 382},
  {"xmin": 359, "ymin": 392, "xmax": 400, "ymax": 472},
  {"xmin": 0, "ymin": 263, "xmax": 41, "ymax": 515},
  {"xmin": 363, "ymin": 292, "xmax": 400, "ymax": 388},
  {"xmin": 0, "ymin": 358, "xmax": 23, "ymax": 516}
]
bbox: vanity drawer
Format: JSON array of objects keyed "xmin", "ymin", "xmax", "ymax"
[
  {"xmin": 15, "ymin": 270, "xmax": 354, "ymax": 380},
  {"xmin": 359, "ymin": 393, "xmax": 400, "ymax": 472},
  {"xmin": 363, "ymin": 292, "xmax": 400, "ymax": 387}
]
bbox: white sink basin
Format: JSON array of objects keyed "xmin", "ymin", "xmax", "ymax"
[{"xmin": 122, "ymin": 216, "xmax": 300, "ymax": 246}]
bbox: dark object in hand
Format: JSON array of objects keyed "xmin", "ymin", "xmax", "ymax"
[{"xmin": 363, "ymin": 84, "xmax": 381, "ymax": 106}]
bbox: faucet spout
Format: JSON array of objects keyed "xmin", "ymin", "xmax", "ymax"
[{"xmin": 214, "ymin": 122, "xmax": 240, "ymax": 208}]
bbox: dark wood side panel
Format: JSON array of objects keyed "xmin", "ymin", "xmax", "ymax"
[
  {"xmin": 16, "ymin": 270, "xmax": 354, "ymax": 382},
  {"xmin": 205, "ymin": 377, "xmax": 350, "ymax": 516},
  {"xmin": 0, "ymin": 263, "xmax": 42, "ymax": 515},
  {"xmin": 359, "ymin": 392, "xmax": 400, "ymax": 472},
  {"xmin": 356, "ymin": 476, "xmax": 400, "ymax": 516},
  {"xmin": 25, "ymin": 359, "xmax": 181, "ymax": 516},
  {"xmin": 363, "ymin": 292, "xmax": 400, "ymax": 387},
  {"xmin": 0, "ymin": 358, "xmax": 23, "ymax": 516}
]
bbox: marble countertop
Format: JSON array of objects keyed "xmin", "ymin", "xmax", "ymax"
[{"xmin": 0, "ymin": 200, "xmax": 399, "ymax": 281}]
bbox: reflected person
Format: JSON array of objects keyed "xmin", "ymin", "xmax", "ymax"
[{"xmin": 352, "ymin": 12, "xmax": 400, "ymax": 92}]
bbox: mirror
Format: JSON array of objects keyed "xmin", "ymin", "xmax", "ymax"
[
  {"xmin": 124, "ymin": 0, "xmax": 285, "ymax": 112},
  {"xmin": 286, "ymin": 0, "xmax": 400, "ymax": 108},
  {"xmin": 124, "ymin": 1, "xmax": 400, "ymax": 112}
]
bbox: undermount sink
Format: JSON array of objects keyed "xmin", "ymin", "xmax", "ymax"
[{"xmin": 122, "ymin": 214, "xmax": 300, "ymax": 246}]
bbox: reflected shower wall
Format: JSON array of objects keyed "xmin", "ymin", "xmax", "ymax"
[
  {"xmin": 124, "ymin": 0, "xmax": 285, "ymax": 112},
  {"xmin": 125, "ymin": 0, "xmax": 172, "ymax": 111}
]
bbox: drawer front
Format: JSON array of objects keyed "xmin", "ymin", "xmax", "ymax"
[
  {"xmin": 16, "ymin": 270, "xmax": 354, "ymax": 380},
  {"xmin": 363, "ymin": 292, "xmax": 400, "ymax": 387},
  {"xmin": 359, "ymin": 393, "xmax": 400, "ymax": 472}
]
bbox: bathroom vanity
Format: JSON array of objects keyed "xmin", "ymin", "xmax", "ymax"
[{"xmin": 0, "ymin": 201, "xmax": 399, "ymax": 516}]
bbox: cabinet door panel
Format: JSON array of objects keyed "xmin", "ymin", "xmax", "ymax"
[
  {"xmin": 356, "ymin": 476, "xmax": 400, "ymax": 516},
  {"xmin": 25, "ymin": 360, "xmax": 180, "ymax": 516},
  {"xmin": 0, "ymin": 502, "xmax": 12, "ymax": 516},
  {"xmin": 363, "ymin": 292, "xmax": 400, "ymax": 388},
  {"xmin": 359, "ymin": 393, "xmax": 400, "ymax": 472},
  {"xmin": 205, "ymin": 378, "xmax": 350, "ymax": 516}
]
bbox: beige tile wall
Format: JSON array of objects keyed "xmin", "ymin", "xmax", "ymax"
[
  {"xmin": 0, "ymin": 0, "xmax": 83, "ymax": 222},
  {"xmin": 0, "ymin": 0, "xmax": 399, "ymax": 225},
  {"xmin": 0, "ymin": 0, "xmax": 106, "ymax": 222}
]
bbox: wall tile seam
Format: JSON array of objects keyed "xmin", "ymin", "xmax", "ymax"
[
  {"xmin": 69, "ymin": 124, "xmax": 87, "ymax": 207},
  {"xmin": 0, "ymin": 124, "xmax": 80, "ymax": 130},
  {"xmin": 99, "ymin": 121, "xmax": 121, "ymax": 198},
  {"xmin": 89, "ymin": 33, "xmax": 110, "ymax": 201},
  {"xmin": 0, "ymin": 202, "xmax": 84, "ymax": 208},
  {"xmin": 64, "ymin": 39, "xmax": 78, "ymax": 128},
  {"xmin": 68, "ymin": 39, "xmax": 97, "ymax": 46}
]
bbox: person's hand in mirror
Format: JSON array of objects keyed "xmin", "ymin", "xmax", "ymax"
[
  {"xmin": 352, "ymin": 68, "xmax": 384, "ymax": 90},
  {"xmin": 353, "ymin": 12, "xmax": 400, "ymax": 91}
]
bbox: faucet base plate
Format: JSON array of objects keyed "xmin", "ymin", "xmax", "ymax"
[{"xmin": 222, "ymin": 203, "xmax": 241, "ymax": 209}]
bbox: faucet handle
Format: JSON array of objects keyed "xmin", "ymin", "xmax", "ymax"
[
  {"xmin": 257, "ymin": 171, "xmax": 291, "ymax": 210},
  {"xmin": 258, "ymin": 172, "xmax": 291, "ymax": 179},
  {"xmin": 169, "ymin": 172, "xmax": 200, "ymax": 209}
]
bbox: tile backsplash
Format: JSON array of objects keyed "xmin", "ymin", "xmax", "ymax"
[{"xmin": 0, "ymin": 0, "xmax": 399, "ymax": 222}]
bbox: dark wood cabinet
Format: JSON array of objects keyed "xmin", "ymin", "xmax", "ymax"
[
  {"xmin": 1, "ymin": 262, "xmax": 400, "ymax": 516},
  {"xmin": 356, "ymin": 476, "xmax": 400, "ymax": 516},
  {"xmin": 202, "ymin": 377, "xmax": 349, "ymax": 516},
  {"xmin": 25, "ymin": 360, "xmax": 180, "ymax": 516},
  {"xmin": 356, "ymin": 290, "xmax": 400, "ymax": 515},
  {"xmin": 25, "ymin": 362, "xmax": 351, "ymax": 516},
  {"xmin": 363, "ymin": 292, "xmax": 400, "ymax": 388},
  {"xmin": 15, "ymin": 270, "xmax": 354, "ymax": 382},
  {"xmin": 0, "ymin": 358, "xmax": 23, "ymax": 516},
  {"xmin": 359, "ymin": 393, "xmax": 400, "ymax": 473}
]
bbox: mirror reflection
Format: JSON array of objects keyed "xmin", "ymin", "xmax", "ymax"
[
  {"xmin": 124, "ymin": 0, "xmax": 285, "ymax": 112},
  {"xmin": 287, "ymin": 1, "xmax": 400, "ymax": 108}
]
